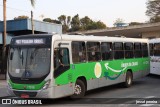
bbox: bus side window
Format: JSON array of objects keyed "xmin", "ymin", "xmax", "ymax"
[
  {"xmin": 142, "ymin": 43, "xmax": 148, "ymax": 57},
  {"xmin": 114, "ymin": 42, "xmax": 124, "ymax": 59},
  {"xmin": 124, "ymin": 42, "xmax": 133, "ymax": 58},
  {"xmin": 134, "ymin": 43, "xmax": 142, "ymax": 58},
  {"xmin": 72, "ymin": 41, "xmax": 86, "ymax": 63},
  {"xmin": 87, "ymin": 42, "xmax": 101, "ymax": 62},
  {"xmin": 101, "ymin": 42, "xmax": 113, "ymax": 60}
]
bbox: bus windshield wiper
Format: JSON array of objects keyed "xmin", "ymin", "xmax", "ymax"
[{"xmin": 18, "ymin": 48, "xmax": 24, "ymax": 65}]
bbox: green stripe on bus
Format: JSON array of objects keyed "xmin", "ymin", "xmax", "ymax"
[
  {"xmin": 55, "ymin": 58, "xmax": 149, "ymax": 85},
  {"xmin": 8, "ymin": 80, "xmax": 46, "ymax": 90}
]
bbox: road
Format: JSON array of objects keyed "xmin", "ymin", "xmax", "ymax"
[{"xmin": 0, "ymin": 74, "xmax": 160, "ymax": 107}]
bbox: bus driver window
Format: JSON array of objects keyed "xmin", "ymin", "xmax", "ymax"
[
  {"xmin": 53, "ymin": 48, "xmax": 70, "ymax": 78},
  {"xmin": 54, "ymin": 49, "xmax": 63, "ymax": 69}
]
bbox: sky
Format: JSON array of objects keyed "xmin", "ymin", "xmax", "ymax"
[{"xmin": 0, "ymin": 0, "xmax": 149, "ymax": 27}]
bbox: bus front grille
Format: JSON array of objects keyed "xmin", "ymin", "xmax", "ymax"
[{"xmin": 13, "ymin": 91, "xmax": 37, "ymax": 97}]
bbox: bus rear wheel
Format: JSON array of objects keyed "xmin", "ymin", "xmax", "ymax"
[
  {"xmin": 124, "ymin": 71, "xmax": 133, "ymax": 88},
  {"xmin": 71, "ymin": 79, "xmax": 86, "ymax": 98}
]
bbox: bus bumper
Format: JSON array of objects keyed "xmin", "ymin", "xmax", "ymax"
[{"xmin": 7, "ymin": 86, "xmax": 53, "ymax": 98}]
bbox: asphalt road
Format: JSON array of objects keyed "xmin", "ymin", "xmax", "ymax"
[{"xmin": 0, "ymin": 74, "xmax": 160, "ymax": 107}]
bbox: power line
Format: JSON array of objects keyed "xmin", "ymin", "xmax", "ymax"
[{"xmin": 0, "ymin": 4, "xmax": 30, "ymax": 13}]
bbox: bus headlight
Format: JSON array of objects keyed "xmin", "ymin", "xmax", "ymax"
[
  {"xmin": 42, "ymin": 79, "xmax": 51, "ymax": 90},
  {"xmin": 7, "ymin": 82, "xmax": 12, "ymax": 89}
]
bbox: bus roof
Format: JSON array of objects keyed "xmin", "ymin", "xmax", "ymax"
[
  {"xmin": 59, "ymin": 34, "xmax": 148, "ymax": 43},
  {"xmin": 12, "ymin": 34, "xmax": 148, "ymax": 43},
  {"xmin": 149, "ymin": 38, "xmax": 160, "ymax": 43}
]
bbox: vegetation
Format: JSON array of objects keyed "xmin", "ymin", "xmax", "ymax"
[
  {"xmin": 43, "ymin": 14, "xmax": 107, "ymax": 33},
  {"xmin": 30, "ymin": 0, "xmax": 36, "ymax": 7},
  {"xmin": 113, "ymin": 18, "xmax": 126, "ymax": 27},
  {"xmin": 146, "ymin": 0, "xmax": 160, "ymax": 23},
  {"xmin": 14, "ymin": 15, "xmax": 29, "ymax": 20}
]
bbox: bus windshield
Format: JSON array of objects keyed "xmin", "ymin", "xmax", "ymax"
[{"xmin": 8, "ymin": 47, "xmax": 51, "ymax": 79}]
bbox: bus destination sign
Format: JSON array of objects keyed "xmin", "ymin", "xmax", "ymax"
[{"xmin": 14, "ymin": 38, "xmax": 46, "ymax": 45}]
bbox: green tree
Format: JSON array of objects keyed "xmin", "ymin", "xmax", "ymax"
[
  {"xmin": 43, "ymin": 18, "xmax": 61, "ymax": 24},
  {"xmin": 70, "ymin": 14, "xmax": 81, "ymax": 31},
  {"xmin": 14, "ymin": 15, "xmax": 29, "ymax": 20},
  {"xmin": 67, "ymin": 16, "xmax": 71, "ymax": 27},
  {"xmin": 44, "ymin": 14, "xmax": 107, "ymax": 32},
  {"xmin": 86, "ymin": 21, "xmax": 106, "ymax": 30},
  {"xmin": 113, "ymin": 18, "xmax": 125, "ymax": 27},
  {"xmin": 150, "ymin": 16, "xmax": 160, "ymax": 23},
  {"xmin": 58, "ymin": 15, "xmax": 67, "ymax": 25},
  {"xmin": 58, "ymin": 15, "xmax": 71, "ymax": 33},
  {"xmin": 96, "ymin": 21, "xmax": 107, "ymax": 29},
  {"xmin": 80, "ymin": 16, "xmax": 93, "ymax": 30},
  {"xmin": 43, "ymin": 18, "xmax": 52, "ymax": 22},
  {"xmin": 146, "ymin": 0, "xmax": 160, "ymax": 22}
]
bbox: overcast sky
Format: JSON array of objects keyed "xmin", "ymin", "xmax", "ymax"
[{"xmin": 0, "ymin": 0, "xmax": 149, "ymax": 27}]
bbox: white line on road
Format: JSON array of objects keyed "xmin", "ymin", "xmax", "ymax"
[
  {"xmin": 144, "ymin": 96, "xmax": 155, "ymax": 98},
  {"xmin": 140, "ymin": 104, "xmax": 155, "ymax": 106}
]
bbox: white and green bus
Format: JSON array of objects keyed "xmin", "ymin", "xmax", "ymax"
[
  {"xmin": 149, "ymin": 38, "xmax": 160, "ymax": 75},
  {"xmin": 7, "ymin": 34, "xmax": 150, "ymax": 98}
]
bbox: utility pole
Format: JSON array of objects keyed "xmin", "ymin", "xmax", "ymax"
[
  {"xmin": 2, "ymin": 0, "xmax": 7, "ymax": 76},
  {"xmin": 31, "ymin": 11, "xmax": 34, "ymax": 34}
]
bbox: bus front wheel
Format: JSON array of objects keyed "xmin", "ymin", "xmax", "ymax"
[
  {"xmin": 71, "ymin": 79, "xmax": 86, "ymax": 98},
  {"xmin": 124, "ymin": 71, "xmax": 133, "ymax": 88}
]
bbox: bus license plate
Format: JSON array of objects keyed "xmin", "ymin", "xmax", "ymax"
[{"xmin": 21, "ymin": 94, "xmax": 29, "ymax": 98}]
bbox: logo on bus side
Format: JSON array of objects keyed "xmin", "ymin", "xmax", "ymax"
[
  {"xmin": 94, "ymin": 62, "xmax": 139, "ymax": 79},
  {"xmin": 104, "ymin": 62, "xmax": 138, "ymax": 80},
  {"xmin": 94, "ymin": 63, "xmax": 102, "ymax": 78}
]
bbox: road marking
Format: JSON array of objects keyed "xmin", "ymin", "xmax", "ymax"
[
  {"xmin": 140, "ymin": 104, "xmax": 155, "ymax": 106},
  {"xmin": 144, "ymin": 96, "xmax": 155, "ymax": 98}
]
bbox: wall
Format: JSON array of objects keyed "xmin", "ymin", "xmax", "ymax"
[{"xmin": 142, "ymin": 31, "xmax": 160, "ymax": 39}]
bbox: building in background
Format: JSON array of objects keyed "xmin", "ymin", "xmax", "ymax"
[{"xmin": 74, "ymin": 22, "xmax": 160, "ymax": 39}]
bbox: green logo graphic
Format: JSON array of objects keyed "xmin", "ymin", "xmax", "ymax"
[{"xmin": 104, "ymin": 63, "xmax": 127, "ymax": 80}]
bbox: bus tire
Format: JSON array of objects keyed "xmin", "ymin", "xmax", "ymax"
[
  {"xmin": 71, "ymin": 79, "xmax": 86, "ymax": 98},
  {"xmin": 124, "ymin": 71, "xmax": 133, "ymax": 88}
]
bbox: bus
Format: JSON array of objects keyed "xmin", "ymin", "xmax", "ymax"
[
  {"xmin": 7, "ymin": 34, "xmax": 150, "ymax": 98},
  {"xmin": 149, "ymin": 38, "xmax": 160, "ymax": 75}
]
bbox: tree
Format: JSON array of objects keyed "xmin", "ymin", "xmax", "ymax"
[
  {"xmin": 30, "ymin": 0, "xmax": 36, "ymax": 7},
  {"xmin": 146, "ymin": 0, "xmax": 160, "ymax": 17},
  {"xmin": 43, "ymin": 18, "xmax": 52, "ymax": 22},
  {"xmin": 85, "ymin": 21, "xmax": 106, "ymax": 30},
  {"xmin": 67, "ymin": 16, "xmax": 71, "ymax": 27},
  {"xmin": 113, "ymin": 18, "xmax": 126, "ymax": 27},
  {"xmin": 70, "ymin": 14, "xmax": 81, "ymax": 31},
  {"xmin": 58, "ymin": 15, "xmax": 71, "ymax": 33},
  {"xmin": 43, "ymin": 18, "xmax": 61, "ymax": 24},
  {"xmin": 80, "ymin": 16, "xmax": 93, "ymax": 30},
  {"xmin": 150, "ymin": 16, "xmax": 160, "ymax": 23},
  {"xmin": 58, "ymin": 15, "xmax": 66, "ymax": 25},
  {"xmin": 96, "ymin": 21, "xmax": 107, "ymax": 29},
  {"xmin": 146, "ymin": 0, "xmax": 160, "ymax": 22},
  {"xmin": 43, "ymin": 14, "xmax": 107, "ymax": 32},
  {"xmin": 14, "ymin": 15, "xmax": 29, "ymax": 20}
]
